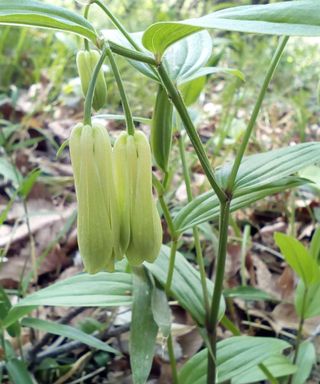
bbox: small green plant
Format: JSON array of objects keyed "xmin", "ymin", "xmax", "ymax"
[{"xmin": 1, "ymin": 1, "xmax": 320, "ymax": 383}]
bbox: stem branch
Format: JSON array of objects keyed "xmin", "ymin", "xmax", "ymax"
[
  {"xmin": 178, "ymin": 133, "xmax": 210, "ymax": 317},
  {"xmin": 105, "ymin": 44, "xmax": 135, "ymax": 135},
  {"xmin": 207, "ymin": 200, "xmax": 231, "ymax": 383},
  {"xmin": 226, "ymin": 36, "xmax": 289, "ymax": 193},
  {"xmin": 157, "ymin": 63, "xmax": 227, "ymax": 204},
  {"xmin": 83, "ymin": 45, "xmax": 108, "ymax": 125}
]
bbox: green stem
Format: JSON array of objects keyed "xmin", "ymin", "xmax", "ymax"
[
  {"xmin": 157, "ymin": 63, "xmax": 227, "ymax": 204},
  {"xmin": 287, "ymin": 286, "xmax": 307, "ymax": 384},
  {"xmin": 165, "ymin": 240, "xmax": 179, "ymax": 383},
  {"xmin": 92, "ymin": 0, "xmax": 159, "ymax": 78},
  {"xmin": 240, "ymin": 224, "xmax": 250, "ymax": 287},
  {"xmin": 165, "ymin": 240, "xmax": 178, "ymax": 295},
  {"xmin": 167, "ymin": 333, "xmax": 179, "ymax": 384},
  {"xmin": 105, "ymin": 44, "xmax": 135, "ymax": 135},
  {"xmin": 226, "ymin": 36, "xmax": 289, "ymax": 193},
  {"xmin": 153, "ymin": 174, "xmax": 177, "ymax": 240},
  {"xmin": 178, "ymin": 133, "xmax": 210, "ymax": 316},
  {"xmin": 108, "ymin": 41, "xmax": 157, "ymax": 65},
  {"xmin": 259, "ymin": 364, "xmax": 279, "ymax": 384},
  {"xmin": 92, "ymin": 0, "xmax": 141, "ymax": 52},
  {"xmin": 83, "ymin": 45, "xmax": 108, "ymax": 125},
  {"xmin": 207, "ymin": 200, "xmax": 231, "ymax": 384}
]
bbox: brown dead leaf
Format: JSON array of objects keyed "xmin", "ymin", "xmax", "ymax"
[
  {"xmin": 225, "ymin": 242, "xmax": 242, "ymax": 282},
  {"xmin": 252, "ymin": 254, "xmax": 281, "ymax": 300},
  {"xmin": 0, "ymin": 204, "xmax": 75, "ymax": 247},
  {"xmin": 275, "ymin": 266, "xmax": 296, "ymax": 300}
]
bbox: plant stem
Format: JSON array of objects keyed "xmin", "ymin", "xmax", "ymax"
[
  {"xmin": 226, "ymin": 36, "xmax": 289, "ymax": 193},
  {"xmin": 108, "ymin": 41, "xmax": 157, "ymax": 65},
  {"xmin": 178, "ymin": 133, "xmax": 210, "ymax": 316},
  {"xmin": 165, "ymin": 239, "xmax": 179, "ymax": 383},
  {"xmin": 92, "ymin": 0, "xmax": 141, "ymax": 52},
  {"xmin": 157, "ymin": 63, "xmax": 227, "ymax": 204},
  {"xmin": 92, "ymin": 0, "xmax": 159, "ymax": 78},
  {"xmin": 207, "ymin": 200, "xmax": 231, "ymax": 384},
  {"xmin": 259, "ymin": 364, "xmax": 279, "ymax": 384},
  {"xmin": 83, "ymin": 45, "xmax": 108, "ymax": 125},
  {"xmin": 287, "ymin": 286, "xmax": 307, "ymax": 384},
  {"xmin": 165, "ymin": 239, "xmax": 178, "ymax": 296},
  {"xmin": 105, "ymin": 44, "xmax": 135, "ymax": 135},
  {"xmin": 167, "ymin": 333, "xmax": 179, "ymax": 384}
]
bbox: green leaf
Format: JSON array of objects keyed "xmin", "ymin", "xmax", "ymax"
[
  {"xmin": 224, "ymin": 286, "xmax": 275, "ymax": 301},
  {"xmin": 295, "ymin": 280, "xmax": 320, "ymax": 319},
  {"xmin": 178, "ymin": 336, "xmax": 291, "ymax": 383},
  {"xmin": 291, "ymin": 341, "xmax": 316, "ymax": 384},
  {"xmin": 145, "ymin": 246, "xmax": 225, "ymax": 326},
  {"xmin": 19, "ymin": 168, "xmax": 41, "ymax": 198},
  {"xmin": 274, "ymin": 233, "xmax": 320, "ymax": 286},
  {"xmin": 180, "ymin": 76, "xmax": 206, "ymax": 106},
  {"xmin": 163, "ymin": 30, "xmax": 212, "ymax": 82},
  {"xmin": 106, "ymin": 29, "xmax": 212, "ymax": 83},
  {"xmin": 103, "ymin": 29, "xmax": 157, "ymax": 81},
  {"xmin": 6, "ymin": 358, "xmax": 34, "ymax": 384},
  {"xmin": 310, "ymin": 227, "xmax": 320, "ymax": 264},
  {"xmin": 226, "ymin": 142, "xmax": 320, "ymax": 195},
  {"xmin": 142, "ymin": 0, "xmax": 320, "ymax": 56},
  {"xmin": 151, "ymin": 286, "xmax": 171, "ymax": 338},
  {"xmin": 178, "ymin": 66, "xmax": 245, "ymax": 85},
  {"xmin": 0, "ymin": 286, "xmax": 20, "ymax": 337},
  {"xmin": 175, "ymin": 177, "xmax": 304, "ymax": 233},
  {"xmin": 21, "ymin": 317, "xmax": 119, "ymax": 354},
  {"xmin": 232, "ymin": 355, "xmax": 296, "ymax": 384},
  {"xmin": 0, "ymin": 0, "xmax": 96, "ymax": 41},
  {"xmin": 178, "ymin": 66, "xmax": 244, "ymax": 106},
  {"xmin": 4, "ymin": 272, "xmax": 132, "ymax": 327},
  {"xmin": 175, "ymin": 142, "xmax": 320, "ymax": 232},
  {"xmin": 130, "ymin": 267, "xmax": 158, "ymax": 384}
]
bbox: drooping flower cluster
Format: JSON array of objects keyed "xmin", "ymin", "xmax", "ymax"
[{"xmin": 69, "ymin": 122, "xmax": 162, "ymax": 273}]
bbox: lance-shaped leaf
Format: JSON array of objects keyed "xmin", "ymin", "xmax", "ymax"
[
  {"xmin": 178, "ymin": 336, "xmax": 291, "ymax": 383},
  {"xmin": 130, "ymin": 267, "xmax": 158, "ymax": 384},
  {"xmin": 22, "ymin": 317, "xmax": 119, "ymax": 354},
  {"xmin": 0, "ymin": 0, "xmax": 96, "ymax": 41},
  {"xmin": 295, "ymin": 280, "xmax": 320, "ymax": 319},
  {"xmin": 291, "ymin": 341, "xmax": 316, "ymax": 384},
  {"xmin": 174, "ymin": 177, "xmax": 305, "ymax": 233},
  {"xmin": 274, "ymin": 233, "xmax": 320, "ymax": 286},
  {"xmin": 4, "ymin": 272, "xmax": 132, "ymax": 327},
  {"xmin": 142, "ymin": 0, "xmax": 320, "ymax": 56},
  {"xmin": 174, "ymin": 142, "xmax": 320, "ymax": 232},
  {"xmin": 145, "ymin": 245, "xmax": 225, "ymax": 326}
]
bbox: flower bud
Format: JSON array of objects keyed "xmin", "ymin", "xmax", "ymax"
[
  {"xmin": 69, "ymin": 122, "xmax": 120, "ymax": 273},
  {"xmin": 76, "ymin": 49, "xmax": 107, "ymax": 111},
  {"xmin": 113, "ymin": 131, "xmax": 163, "ymax": 265}
]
